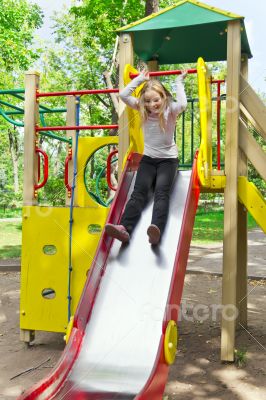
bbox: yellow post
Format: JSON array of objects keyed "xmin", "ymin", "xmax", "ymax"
[
  {"xmin": 118, "ymin": 33, "xmax": 134, "ymax": 177},
  {"xmin": 221, "ymin": 20, "xmax": 241, "ymax": 362},
  {"xmin": 237, "ymin": 55, "xmax": 248, "ymax": 329}
]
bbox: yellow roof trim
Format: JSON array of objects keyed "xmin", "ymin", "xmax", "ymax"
[
  {"xmin": 116, "ymin": 0, "xmax": 243, "ymax": 32},
  {"xmin": 188, "ymin": 0, "xmax": 243, "ymax": 19},
  {"xmin": 116, "ymin": 0, "xmax": 187, "ymax": 32}
]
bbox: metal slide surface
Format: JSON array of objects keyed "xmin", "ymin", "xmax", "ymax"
[{"xmin": 19, "ymin": 154, "xmax": 199, "ymax": 400}]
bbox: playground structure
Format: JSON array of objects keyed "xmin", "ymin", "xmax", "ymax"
[{"xmin": 0, "ymin": 0, "xmax": 264, "ymax": 399}]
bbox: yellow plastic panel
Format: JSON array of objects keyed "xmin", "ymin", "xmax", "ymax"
[
  {"xmin": 197, "ymin": 57, "xmax": 212, "ymax": 188},
  {"xmin": 238, "ymin": 176, "xmax": 266, "ymax": 233},
  {"xmin": 76, "ymin": 136, "xmax": 118, "ymax": 207},
  {"xmin": 123, "ymin": 64, "xmax": 144, "ymax": 157},
  {"xmin": 20, "ymin": 205, "xmax": 109, "ymax": 333}
]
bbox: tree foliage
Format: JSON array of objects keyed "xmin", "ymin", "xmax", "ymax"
[
  {"xmin": 0, "ymin": 0, "xmax": 43, "ymax": 71},
  {"xmin": 0, "ymin": 0, "xmax": 265, "ymax": 208}
]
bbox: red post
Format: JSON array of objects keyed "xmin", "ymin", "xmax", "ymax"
[{"xmin": 211, "ymin": 79, "xmax": 225, "ymax": 171}]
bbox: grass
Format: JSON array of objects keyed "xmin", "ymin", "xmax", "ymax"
[
  {"xmin": 0, "ymin": 207, "xmax": 22, "ymax": 218},
  {"xmin": 0, "ymin": 221, "xmax": 22, "ymax": 259},
  {"xmin": 0, "ymin": 207, "xmax": 259, "ymax": 259},
  {"xmin": 234, "ymin": 348, "xmax": 248, "ymax": 367},
  {"xmin": 192, "ymin": 206, "xmax": 258, "ymax": 243}
]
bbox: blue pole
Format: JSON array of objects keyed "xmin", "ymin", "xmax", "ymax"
[{"xmin": 67, "ymin": 96, "xmax": 80, "ymax": 322}]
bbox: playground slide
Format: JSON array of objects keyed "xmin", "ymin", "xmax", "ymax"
[{"xmin": 19, "ymin": 153, "xmax": 200, "ymax": 400}]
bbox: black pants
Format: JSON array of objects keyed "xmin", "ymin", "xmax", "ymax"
[{"xmin": 121, "ymin": 155, "xmax": 178, "ymax": 234}]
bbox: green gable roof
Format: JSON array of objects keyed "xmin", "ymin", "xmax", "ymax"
[{"xmin": 117, "ymin": 0, "xmax": 252, "ymax": 63}]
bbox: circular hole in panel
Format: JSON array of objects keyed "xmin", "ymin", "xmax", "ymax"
[
  {"xmin": 88, "ymin": 224, "xmax": 102, "ymax": 234},
  {"xmin": 42, "ymin": 288, "xmax": 56, "ymax": 299},
  {"xmin": 84, "ymin": 144, "xmax": 118, "ymax": 207},
  {"xmin": 43, "ymin": 245, "xmax": 57, "ymax": 255}
]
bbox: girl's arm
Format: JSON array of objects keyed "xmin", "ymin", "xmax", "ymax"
[
  {"xmin": 119, "ymin": 73, "xmax": 147, "ymax": 110},
  {"xmin": 171, "ymin": 74, "xmax": 188, "ymax": 117}
]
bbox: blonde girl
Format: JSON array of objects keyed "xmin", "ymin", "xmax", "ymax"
[{"xmin": 105, "ymin": 69, "xmax": 187, "ymax": 245}]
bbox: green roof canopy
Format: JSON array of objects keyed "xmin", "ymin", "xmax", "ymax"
[{"xmin": 117, "ymin": 0, "xmax": 252, "ymax": 64}]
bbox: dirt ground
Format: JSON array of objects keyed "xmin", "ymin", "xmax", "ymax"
[{"xmin": 0, "ymin": 269, "xmax": 265, "ymax": 400}]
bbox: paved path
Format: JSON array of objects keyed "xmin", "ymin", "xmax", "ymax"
[{"xmin": 187, "ymin": 228, "xmax": 266, "ymax": 279}]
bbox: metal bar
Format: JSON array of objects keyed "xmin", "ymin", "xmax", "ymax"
[
  {"xmin": 5, "ymin": 110, "xmax": 23, "ymax": 115},
  {"xmin": 211, "ymin": 79, "xmax": 225, "ymax": 84},
  {"xmin": 37, "ymin": 88, "xmax": 119, "ymax": 98},
  {"xmin": 191, "ymin": 100, "xmax": 194, "ymax": 165},
  {"xmin": 130, "ymin": 68, "xmax": 197, "ymax": 79},
  {"xmin": 0, "ymin": 100, "xmax": 24, "ymax": 112},
  {"xmin": 182, "ymin": 112, "xmax": 185, "ymax": 165},
  {"xmin": 39, "ymin": 130, "xmax": 72, "ymax": 144},
  {"xmin": 36, "ymin": 124, "xmax": 119, "ymax": 132},
  {"xmin": 217, "ymin": 81, "xmax": 221, "ymax": 170},
  {"xmin": 0, "ymin": 107, "xmax": 24, "ymax": 127},
  {"xmin": 0, "ymin": 89, "xmax": 24, "ymax": 94},
  {"xmin": 40, "ymin": 108, "xmax": 67, "ymax": 114}
]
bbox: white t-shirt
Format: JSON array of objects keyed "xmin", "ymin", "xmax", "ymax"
[{"xmin": 119, "ymin": 73, "xmax": 187, "ymax": 158}]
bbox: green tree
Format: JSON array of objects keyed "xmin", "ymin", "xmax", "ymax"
[
  {"xmin": 0, "ymin": 0, "xmax": 43, "ymax": 71},
  {"xmin": 0, "ymin": 0, "xmax": 43, "ymax": 207}
]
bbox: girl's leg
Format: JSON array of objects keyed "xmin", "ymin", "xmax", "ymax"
[
  {"xmin": 121, "ymin": 156, "xmax": 156, "ymax": 234},
  {"xmin": 151, "ymin": 158, "xmax": 178, "ymax": 233}
]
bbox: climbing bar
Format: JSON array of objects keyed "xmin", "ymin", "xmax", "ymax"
[
  {"xmin": 129, "ymin": 68, "xmax": 197, "ymax": 79},
  {"xmin": 211, "ymin": 79, "xmax": 225, "ymax": 170},
  {"xmin": 0, "ymin": 89, "xmax": 25, "ymax": 95},
  {"xmin": 34, "ymin": 148, "xmax": 49, "ymax": 191},
  {"xmin": 36, "ymin": 124, "xmax": 119, "ymax": 132},
  {"xmin": 0, "ymin": 100, "xmax": 24, "ymax": 112},
  {"xmin": 39, "ymin": 131, "xmax": 72, "ymax": 144},
  {"xmin": 211, "ymin": 79, "xmax": 225, "ymax": 84},
  {"xmin": 64, "ymin": 151, "xmax": 73, "ymax": 196},
  {"xmin": 36, "ymin": 88, "xmax": 119, "ymax": 98}
]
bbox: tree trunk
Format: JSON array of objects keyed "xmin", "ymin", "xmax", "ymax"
[
  {"xmin": 145, "ymin": 0, "xmax": 159, "ymax": 15},
  {"xmin": 54, "ymin": 141, "xmax": 62, "ymax": 176},
  {"xmin": 8, "ymin": 127, "xmax": 20, "ymax": 194}
]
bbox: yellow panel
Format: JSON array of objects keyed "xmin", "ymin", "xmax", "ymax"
[
  {"xmin": 210, "ymin": 175, "xmax": 226, "ymax": 190},
  {"xmin": 238, "ymin": 176, "xmax": 266, "ymax": 233},
  {"xmin": 20, "ymin": 205, "xmax": 109, "ymax": 333},
  {"xmin": 76, "ymin": 136, "xmax": 119, "ymax": 207},
  {"xmin": 197, "ymin": 57, "xmax": 212, "ymax": 188},
  {"xmin": 123, "ymin": 64, "xmax": 144, "ymax": 157}
]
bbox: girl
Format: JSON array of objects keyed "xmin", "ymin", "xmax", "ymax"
[{"xmin": 105, "ymin": 69, "xmax": 187, "ymax": 245}]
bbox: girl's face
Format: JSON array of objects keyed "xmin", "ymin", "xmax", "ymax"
[{"xmin": 144, "ymin": 89, "xmax": 163, "ymax": 114}]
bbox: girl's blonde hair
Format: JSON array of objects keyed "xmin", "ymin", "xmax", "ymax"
[{"xmin": 138, "ymin": 80, "xmax": 172, "ymax": 132}]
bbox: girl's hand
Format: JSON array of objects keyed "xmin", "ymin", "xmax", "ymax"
[
  {"xmin": 179, "ymin": 70, "xmax": 188, "ymax": 80},
  {"xmin": 140, "ymin": 68, "xmax": 150, "ymax": 81}
]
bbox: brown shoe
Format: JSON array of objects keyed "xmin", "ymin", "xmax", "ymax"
[
  {"xmin": 147, "ymin": 224, "xmax": 161, "ymax": 245},
  {"xmin": 105, "ymin": 224, "xmax": 130, "ymax": 243}
]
